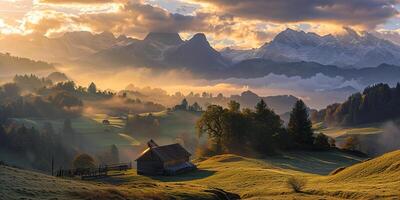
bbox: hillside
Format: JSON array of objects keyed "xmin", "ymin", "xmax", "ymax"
[
  {"xmin": 0, "ymin": 53, "xmax": 55, "ymax": 78},
  {"xmin": 0, "ymin": 164, "xmax": 221, "ymax": 200},
  {"xmin": 101, "ymin": 151, "xmax": 399, "ymax": 199},
  {"xmin": 3, "ymin": 150, "xmax": 400, "ymax": 199}
]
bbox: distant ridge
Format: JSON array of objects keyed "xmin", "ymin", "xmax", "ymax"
[{"xmin": 144, "ymin": 32, "xmax": 184, "ymax": 46}]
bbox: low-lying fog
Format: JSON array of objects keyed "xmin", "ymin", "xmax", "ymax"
[{"xmin": 59, "ymin": 65, "xmax": 364, "ymax": 109}]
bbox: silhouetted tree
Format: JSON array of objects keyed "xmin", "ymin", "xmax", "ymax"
[
  {"xmin": 110, "ymin": 144, "xmax": 119, "ymax": 163},
  {"xmin": 313, "ymin": 133, "xmax": 330, "ymax": 150},
  {"xmin": 2, "ymin": 83, "xmax": 20, "ymax": 98},
  {"xmin": 197, "ymin": 105, "xmax": 225, "ymax": 153},
  {"xmin": 47, "ymin": 91, "xmax": 83, "ymax": 108},
  {"xmin": 73, "ymin": 153, "xmax": 95, "ymax": 169},
  {"xmin": 288, "ymin": 100, "xmax": 314, "ymax": 148},
  {"xmin": 189, "ymin": 102, "xmax": 202, "ymax": 112},
  {"xmin": 250, "ymin": 99, "xmax": 283, "ymax": 153},
  {"xmin": 228, "ymin": 100, "xmax": 240, "ymax": 113},
  {"xmin": 88, "ymin": 82, "xmax": 97, "ymax": 94}
]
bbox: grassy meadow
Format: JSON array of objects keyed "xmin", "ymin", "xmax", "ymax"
[{"xmin": 3, "ymin": 150, "xmax": 400, "ymax": 199}]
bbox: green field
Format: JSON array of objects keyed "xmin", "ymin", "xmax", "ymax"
[
  {"xmin": 10, "ymin": 114, "xmax": 140, "ymax": 148},
  {"xmin": 4, "ymin": 150, "xmax": 400, "ymax": 199},
  {"xmin": 139, "ymin": 110, "xmax": 201, "ymax": 138}
]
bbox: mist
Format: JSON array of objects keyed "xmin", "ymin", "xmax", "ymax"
[
  {"xmin": 378, "ymin": 122, "xmax": 400, "ymax": 154},
  {"xmin": 58, "ymin": 64, "xmax": 364, "ymax": 109}
]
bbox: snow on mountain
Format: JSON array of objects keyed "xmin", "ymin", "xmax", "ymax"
[{"xmin": 222, "ymin": 28, "xmax": 400, "ymax": 68}]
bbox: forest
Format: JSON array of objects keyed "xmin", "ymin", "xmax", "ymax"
[{"xmin": 312, "ymin": 83, "xmax": 400, "ymax": 126}]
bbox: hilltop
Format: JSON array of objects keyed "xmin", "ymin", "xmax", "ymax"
[
  {"xmin": 3, "ymin": 150, "xmax": 400, "ymax": 199},
  {"xmin": 0, "ymin": 164, "xmax": 230, "ymax": 200},
  {"xmin": 101, "ymin": 150, "xmax": 400, "ymax": 199}
]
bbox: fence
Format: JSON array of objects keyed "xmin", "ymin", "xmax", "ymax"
[{"xmin": 56, "ymin": 162, "xmax": 132, "ymax": 179}]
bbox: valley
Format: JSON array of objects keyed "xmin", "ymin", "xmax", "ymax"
[{"xmin": 1, "ymin": 1, "xmax": 400, "ymax": 199}]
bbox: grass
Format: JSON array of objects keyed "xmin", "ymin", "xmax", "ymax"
[
  {"xmin": 96, "ymin": 150, "xmax": 400, "ymax": 199},
  {"xmin": 140, "ymin": 110, "xmax": 201, "ymax": 138},
  {"xmin": 0, "ymin": 164, "xmax": 218, "ymax": 200},
  {"xmin": 3, "ymin": 150, "xmax": 400, "ymax": 199},
  {"xmin": 10, "ymin": 110, "xmax": 200, "ymax": 150},
  {"xmin": 10, "ymin": 114, "xmax": 140, "ymax": 148}
]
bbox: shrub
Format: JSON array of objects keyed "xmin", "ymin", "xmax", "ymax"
[
  {"xmin": 73, "ymin": 153, "xmax": 96, "ymax": 169},
  {"xmin": 287, "ymin": 177, "xmax": 307, "ymax": 193},
  {"xmin": 313, "ymin": 133, "xmax": 331, "ymax": 150}
]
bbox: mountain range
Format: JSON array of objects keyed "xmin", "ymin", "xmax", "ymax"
[
  {"xmin": 1, "ymin": 28, "xmax": 400, "ymax": 81},
  {"xmin": 0, "ymin": 31, "xmax": 133, "ymax": 63},
  {"xmin": 222, "ymin": 27, "xmax": 400, "ymax": 68}
]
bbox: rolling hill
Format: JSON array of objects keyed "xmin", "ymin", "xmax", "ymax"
[
  {"xmin": 4, "ymin": 149, "xmax": 400, "ymax": 199},
  {"xmin": 0, "ymin": 53, "xmax": 55, "ymax": 79},
  {"xmin": 0, "ymin": 164, "xmax": 223, "ymax": 200}
]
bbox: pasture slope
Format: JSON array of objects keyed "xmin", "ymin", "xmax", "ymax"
[{"xmin": 3, "ymin": 150, "xmax": 400, "ymax": 199}]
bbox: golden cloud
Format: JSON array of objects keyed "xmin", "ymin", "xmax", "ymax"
[
  {"xmin": 193, "ymin": 0, "xmax": 400, "ymax": 29},
  {"xmin": 39, "ymin": 0, "xmax": 128, "ymax": 4}
]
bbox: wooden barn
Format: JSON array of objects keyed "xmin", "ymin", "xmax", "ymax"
[{"xmin": 135, "ymin": 140, "xmax": 196, "ymax": 175}]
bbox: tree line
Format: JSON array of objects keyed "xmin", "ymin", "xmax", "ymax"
[
  {"xmin": 196, "ymin": 99, "xmax": 333, "ymax": 156},
  {"xmin": 312, "ymin": 83, "xmax": 400, "ymax": 126}
]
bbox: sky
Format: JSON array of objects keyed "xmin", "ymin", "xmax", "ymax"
[{"xmin": 0, "ymin": 0, "xmax": 399, "ymax": 48}]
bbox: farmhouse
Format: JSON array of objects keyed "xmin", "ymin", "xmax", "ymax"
[{"xmin": 135, "ymin": 140, "xmax": 196, "ymax": 175}]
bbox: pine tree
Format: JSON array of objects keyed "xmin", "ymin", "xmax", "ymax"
[
  {"xmin": 181, "ymin": 98, "xmax": 188, "ymax": 110},
  {"xmin": 88, "ymin": 82, "xmax": 97, "ymax": 94},
  {"xmin": 251, "ymin": 99, "xmax": 283, "ymax": 153},
  {"xmin": 288, "ymin": 100, "xmax": 314, "ymax": 148}
]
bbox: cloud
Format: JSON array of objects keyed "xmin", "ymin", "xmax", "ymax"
[
  {"xmin": 373, "ymin": 29, "xmax": 400, "ymax": 45},
  {"xmin": 3, "ymin": 0, "xmax": 399, "ymax": 48},
  {"xmin": 194, "ymin": 0, "xmax": 400, "ymax": 29},
  {"xmin": 72, "ymin": 2, "xmax": 208, "ymax": 36},
  {"xmin": 211, "ymin": 73, "xmax": 363, "ymax": 92},
  {"xmin": 39, "ymin": 0, "xmax": 127, "ymax": 4}
]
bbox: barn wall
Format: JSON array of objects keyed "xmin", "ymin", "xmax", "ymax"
[
  {"xmin": 137, "ymin": 161, "xmax": 164, "ymax": 175},
  {"xmin": 163, "ymin": 158, "xmax": 188, "ymax": 168}
]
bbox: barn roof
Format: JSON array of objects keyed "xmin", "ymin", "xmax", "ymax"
[{"xmin": 136, "ymin": 142, "xmax": 191, "ymax": 162}]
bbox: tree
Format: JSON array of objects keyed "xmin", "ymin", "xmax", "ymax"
[
  {"xmin": 251, "ymin": 99, "xmax": 283, "ymax": 153},
  {"xmin": 181, "ymin": 98, "xmax": 188, "ymax": 110},
  {"xmin": 228, "ymin": 100, "xmax": 240, "ymax": 113},
  {"xmin": 88, "ymin": 82, "xmax": 97, "ymax": 94},
  {"xmin": 255, "ymin": 99, "xmax": 267, "ymax": 114},
  {"xmin": 313, "ymin": 133, "xmax": 330, "ymax": 150},
  {"xmin": 48, "ymin": 91, "xmax": 83, "ymax": 108},
  {"xmin": 55, "ymin": 81, "xmax": 76, "ymax": 92},
  {"xmin": 2, "ymin": 83, "xmax": 20, "ymax": 98},
  {"xmin": 110, "ymin": 144, "xmax": 119, "ymax": 163},
  {"xmin": 196, "ymin": 105, "xmax": 225, "ymax": 153},
  {"xmin": 174, "ymin": 98, "xmax": 189, "ymax": 110},
  {"xmin": 288, "ymin": 100, "xmax": 314, "ymax": 148},
  {"xmin": 73, "ymin": 153, "xmax": 96, "ymax": 169},
  {"xmin": 189, "ymin": 102, "xmax": 202, "ymax": 112},
  {"xmin": 62, "ymin": 118, "xmax": 76, "ymax": 145}
]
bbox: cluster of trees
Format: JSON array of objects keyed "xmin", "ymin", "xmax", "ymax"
[
  {"xmin": 173, "ymin": 99, "xmax": 202, "ymax": 112},
  {"xmin": 197, "ymin": 100, "xmax": 333, "ymax": 155},
  {"xmin": 44, "ymin": 81, "xmax": 115, "ymax": 99},
  {"xmin": 0, "ymin": 83, "xmax": 82, "ymax": 120},
  {"xmin": 13, "ymin": 74, "xmax": 53, "ymax": 92},
  {"xmin": 125, "ymin": 114, "xmax": 161, "ymax": 138},
  {"xmin": 312, "ymin": 83, "xmax": 400, "ymax": 126},
  {"xmin": 0, "ymin": 122, "xmax": 74, "ymax": 171},
  {"xmin": 0, "ymin": 116, "xmax": 121, "ymax": 171}
]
